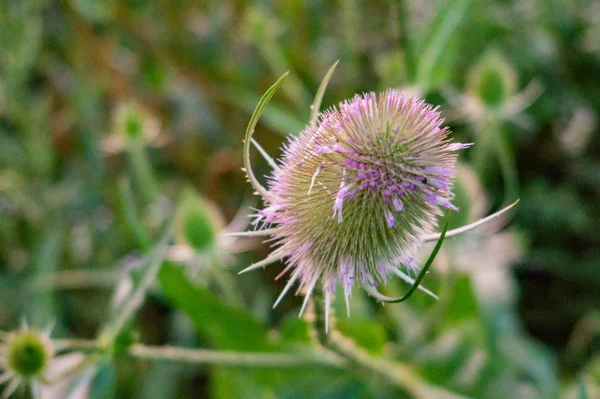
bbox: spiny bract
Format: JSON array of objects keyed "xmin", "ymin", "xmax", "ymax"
[{"xmin": 248, "ymin": 89, "xmax": 472, "ymax": 324}]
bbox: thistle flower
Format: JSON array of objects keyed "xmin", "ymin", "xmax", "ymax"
[
  {"xmin": 233, "ymin": 66, "xmax": 518, "ymax": 331},
  {"xmin": 0, "ymin": 322, "xmax": 54, "ymax": 398}
]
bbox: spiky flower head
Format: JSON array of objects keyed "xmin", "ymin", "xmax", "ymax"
[
  {"xmin": 244, "ymin": 87, "xmax": 472, "ymax": 320},
  {"xmin": 0, "ymin": 323, "xmax": 54, "ymax": 397}
]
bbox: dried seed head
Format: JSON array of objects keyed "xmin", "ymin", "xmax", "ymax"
[{"xmin": 254, "ymin": 90, "xmax": 471, "ymax": 310}]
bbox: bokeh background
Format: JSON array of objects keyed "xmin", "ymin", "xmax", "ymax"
[{"xmin": 1, "ymin": 0, "xmax": 599, "ymax": 397}]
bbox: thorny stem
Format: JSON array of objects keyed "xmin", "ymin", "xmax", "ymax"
[
  {"xmin": 52, "ymin": 339, "xmax": 344, "ymax": 369},
  {"xmin": 308, "ymin": 292, "xmax": 465, "ymax": 399},
  {"xmin": 129, "ymin": 345, "xmax": 343, "ymax": 368}
]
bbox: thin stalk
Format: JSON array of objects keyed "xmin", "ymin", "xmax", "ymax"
[
  {"xmin": 52, "ymin": 339, "xmax": 344, "ymax": 369},
  {"xmin": 310, "ymin": 293, "xmax": 465, "ymax": 399},
  {"xmin": 491, "ymin": 124, "xmax": 519, "ymax": 204},
  {"xmin": 118, "ymin": 177, "xmax": 152, "ymax": 251},
  {"xmin": 53, "ymin": 339, "xmax": 103, "ymax": 352},
  {"xmin": 97, "ymin": 225, "xmax": 171, "ymax": 346},
  {"xmin": 127, "ymin": 143, "xmax": 161, "ymax": 204},
  {"xmin": 27, "ymin": 270, "xmax": 120, "ymax": 291},
  {"xmin": 129, "ymin": 344, "xmax": 343, "ymax": 368}
]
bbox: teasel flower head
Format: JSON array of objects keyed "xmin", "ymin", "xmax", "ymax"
[
  {"xmin": 233, "ymin": 65, "xmax": 518, "ymax": 331},
  {"xmin": 0, "ymin": 321, "xmax": 54, "ymax": 398}
]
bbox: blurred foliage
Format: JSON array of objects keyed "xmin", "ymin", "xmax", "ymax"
[{"xmin": 0, "ymin": 0, "xmax": 599, "ymax": 398}]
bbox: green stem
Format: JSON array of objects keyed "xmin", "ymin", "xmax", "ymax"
[
  {"xmin": 491, "ymin": 123, "xmax": 519, "ymax": 203},
  {"xmin": 97, "ymin": 225, "xmax": 171, "ymax": 346},
  {"xmin": 310, "ymin": 293, "xmax": 465, "ymax": 399},
  {"xmin": 128, "ymin": 344, "xmax": 342, "ymax": 368},
  {"xmin": 52, "ymin": 339, "xmax": 344, "ymax": 369},
  {"xmin": 118, "ymin": 177, "xmax": 152, "ymax": 251},
  {"xmin": 128, "ymin": 142, "xmax": 160, "ymax": 204},
  {"xmin": 27, "ymin": 270, "xmax": 120, "ymax": 291},
  {"xmin": 53, "ymin": 338, "xmax": 104, "ymax": 352},
  {"xmin": 210, "ymin": 264, "xmax": 244, "ymax": 306}
]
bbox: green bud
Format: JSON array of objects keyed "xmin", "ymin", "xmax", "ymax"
[
  {"xmin": 467, "ymin": 50, "xmax": 518, "ymax": 108},
  {"xmin": 6, "ymin": 331, "xmax": 52, "ymax": 377},
  {"xmin": 177, "ymin": 189, "xmax": 224, "ymax": 252},
  {"xmin": 114, "ymin": 101, "xmax": 157, "ymax": 144},
  {"xmin": 124, "ymin": 112, "xmax": 143, "ymax": 140}
]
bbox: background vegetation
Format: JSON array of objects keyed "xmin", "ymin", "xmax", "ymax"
[{"xmin": 0, "ymin": 0, "xmax": 599, "ymax": 397}]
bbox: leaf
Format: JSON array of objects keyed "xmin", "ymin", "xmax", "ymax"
[
  {"xmin": 415, "ymin": 324, "xmax": 481, "ymax": 387},
  {"xmin": 443, "ymin": 274, "xmax": 481, "ymax": 325},
  {"xmin": 158, "ymin": 263, "xmax": 271, "ymax": 351},
  {"xmin": 88, "ymin": 361, "xmax": 116, "ymax": 399},
  {"xmin": 336, "ymin": 319, "xmax": 387, "ymax": 355},
  {"xmin": 158, "ymin": 263, "xmax": 278, "ymax": 398},
  {"xmin": 413, "ymin": 0, "xmax": 472, "ymax": 91},
  {"xmin": 310, "ymin": 60, "xmax": 339, "ymax": 125},
  {"xmin": 280, "ymin": 317, "xmax": 311, "ymax": 344}
]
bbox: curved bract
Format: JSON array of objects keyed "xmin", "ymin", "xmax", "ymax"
[{"xmin": 243, "ymin": 72, "xmax": 289, "ymax": 199}]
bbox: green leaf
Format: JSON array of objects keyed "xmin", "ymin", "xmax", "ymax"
[
  {"xmin": 414, "ymin": 0, "xmax": 472, "ymax": 91},
  {"xmin": 158, "ymin": 263, "xmax": 271, "ymax": 351},
  {"xmin": 415, "ymin": 323, "xmax": 483, "ymax": 387},
  {"xmin": 310, "ymin": 60, "xmax": 339, "ymax": 125},
  {"xmin": 159, "ymin": 264, "xmax": 279, "ymax": 398},
  {"xmin": 336, "ymin": 319, "xmax": 387, "ymax": 355},
  {"xmin": 443, "ymin": 274, "xmax": 481, "ymax": 325},
  {"xmin": 280, "ymin": 316, "xmax": 311, "ymax": 344},
  {"xmin": 89, "ymin": 361, "xmax": 116, "ymax": 399}
]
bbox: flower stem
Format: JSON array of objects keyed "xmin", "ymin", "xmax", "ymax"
[
  {"xmin": 309, "ymin": 293, "xmax": 465, "ymax": 399},
  {"xmin": 128, "ymin": 344, "xmax": 343, "ymax": 368},
  {"xmin": 52, "ymin": 338, "xmax": 344, "ymax": 369},
  {"xmin": 128, "ymin": 142, "xmax": 160, "ymax": 204}
]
